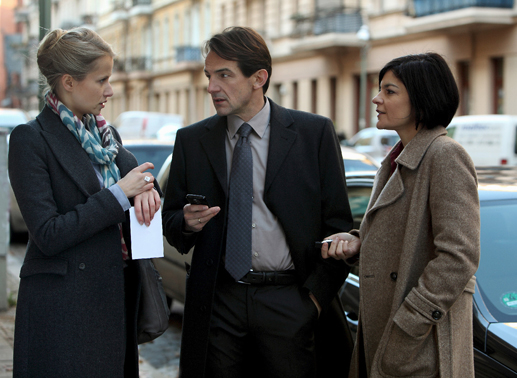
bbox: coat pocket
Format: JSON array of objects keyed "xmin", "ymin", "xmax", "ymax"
[
  {"xmin": 19, "ymin": 258, "xmax": 68, "ymax": 278},
  {"xmin": 379, "ymin": 303, "xmax": 438, "ymax": 377}
]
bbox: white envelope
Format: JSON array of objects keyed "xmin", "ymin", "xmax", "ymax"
[{"xmin": 129, "ymin": 206, "xmax": 164, "ymax": 259}]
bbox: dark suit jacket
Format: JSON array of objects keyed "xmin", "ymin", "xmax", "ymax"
[
  {"xmin": 8, "ymin": 106, "xmax": 141, "ymax": 378},
  {"xmin": 162, "ymin": 99, "xmax": 354, "ymax": 377}
]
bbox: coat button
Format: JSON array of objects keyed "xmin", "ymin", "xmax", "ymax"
[
  {"xmin": 390, "ymin": 272, "xmax": 397, "ymax": 281},
  {"xmin": 432, "ymin": 310, "xmax": 442, "ymax": 320},
  {"xmin": 79, "ymin": 263, "xmax": 86, "ymax": 270}
]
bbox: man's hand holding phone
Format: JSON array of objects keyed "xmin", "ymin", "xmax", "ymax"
[{"xmin": 183, "ymin": 194, "xmax": 221, "ymax": 232}]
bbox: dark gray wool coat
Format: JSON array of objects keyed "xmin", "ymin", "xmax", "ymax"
[{"xmin": 8, "ymin": 106, "xmax": 141, "ymax": 378}]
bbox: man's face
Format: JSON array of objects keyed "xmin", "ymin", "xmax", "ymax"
[{"xmin": 204, "ymin": 51, "xmax": 258, "ymax": 121}]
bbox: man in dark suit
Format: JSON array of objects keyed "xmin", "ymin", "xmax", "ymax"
[{"xmin": 162, "ymin": 26, "xmax": 353, "ymax": 378}]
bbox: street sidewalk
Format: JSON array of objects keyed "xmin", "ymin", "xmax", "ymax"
[
  {"xmin": 0, "ymin": 305, "xmax": 14, "ymax": 378},
  {"xmin": 0, "ymin": 252, "xmax": 18, "ymax": 378}
]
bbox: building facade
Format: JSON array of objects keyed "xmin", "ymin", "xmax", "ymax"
[
  {"xmin": 97, "ymin": 0, "xmax": 517, "ymax": 137},
  {"xmin": 3, "ymin": 0, "xmax": 517, "ymax": 137},
  {"xmin": 0, "ymin": 0, "xmax": 27, "ymax": 108}
]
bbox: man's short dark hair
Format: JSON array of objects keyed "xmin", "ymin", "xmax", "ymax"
[
  {"xmin": 379, "ymin": 52, "xmax": 459, "ymax": 129},
  {"xmin": 203, "ymin": 26, "xmax": 272, "ymax": 94}
]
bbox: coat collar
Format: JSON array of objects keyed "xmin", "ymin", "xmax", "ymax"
[
  {"xmin": 35, "ymin": 106, "xmax": 125, "ymax": 197},
  {"xmin": 394, "ymin": 126, "xmax": 447, "ymax": 170},
  {"xmin": 199, "ymin": 98, "xmax": 297, "ymax": 196},
  {"xmin": 366, "ymin": 126, "xmax": 447, "ymax": 216}
]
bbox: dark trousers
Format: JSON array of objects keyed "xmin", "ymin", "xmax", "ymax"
[{"xmin": 205, "ymin": 273, "xmax": 318, "ymax": 378}]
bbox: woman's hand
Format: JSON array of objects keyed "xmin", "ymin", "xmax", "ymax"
[
  {"xmin": 320, "ymin": 232, "xmax": 361, "ymax": 261},
  {"xmin": 134, "ymin": 188, "xmax": 161, "ymax": 226},
  {"xmin": 117, "ymin": 162, "xmax": 155, "ymax": 198}
]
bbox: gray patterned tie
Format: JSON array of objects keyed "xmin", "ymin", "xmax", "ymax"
[{"xmin": 225, "ymin": 123, "xmax": 253, "ymax": 281}]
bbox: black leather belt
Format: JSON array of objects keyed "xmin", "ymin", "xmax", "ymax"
[{"xmin": 237, "ymin": 271, "xmax": 297, "ymax": 285}]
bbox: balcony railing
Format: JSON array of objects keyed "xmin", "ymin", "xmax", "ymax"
[
  {"xmin": 314, "ymin": 11, "xmax": 362, "ymax": 35},
  {"xmin": 291, "ymin": 7, "xmax": 362, "ymax": 37},
  {"xmin": 128, "ymin": 57, "xmax": 152, "ymax": 71},
  {"xmin": 113, "ymin": 58, "xmax": 126, "ymax": 73},
  {"xmin": 176, "ymin": 46, "xmax": 202, "ymax": 63},
  {"xmin": 413, "ymin": 0, "xmax": 514, "ymax": 17},
  {"xmin": 113, "ymin": 56, "xmax": 152, "ymax": 72}
]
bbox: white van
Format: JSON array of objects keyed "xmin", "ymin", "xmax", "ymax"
[
  {"xmin": 112, "ymin": 111, "xmax": 183, "ymax": 140},
  {"xmin": 447, "ymin": 115, "xmax": 517, "ymax": 166}
]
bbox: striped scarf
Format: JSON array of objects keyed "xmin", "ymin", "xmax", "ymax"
[{"xmin": 45, "ymin": 91, "xmax": 129, "ymax": 259}]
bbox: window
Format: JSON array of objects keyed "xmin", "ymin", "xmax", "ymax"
[
  {"xmin": 311, "ymin": 79, "xmax": 317, "ymax": 114},
  {"xmin": 458, "ymin": 61, "xmax": 470, "ymax": 115},
  {"xmin": 163, "ymin": 18, "xmax": 169, "ymax": 59},
  {"xmin": 192, "ymin": 4, "xmax": 200, "ymax": 46},
  {"xmin": 173, "ymin": 13, "xmax": 180, "ymax": 48},
  {"xmin": 293, "ymin": 81, "xmax": 298, "ymax": 110},
  {"xmin": 154, "ymin": 22, "xmax": 160, "ymax": 60},
  {"xmin": 330, "ymin": 77, "xmax": 337, "ymax": 123},
  {"xmin": 492, "ymin": 57, "xmax": 504, "ymax": 114}
]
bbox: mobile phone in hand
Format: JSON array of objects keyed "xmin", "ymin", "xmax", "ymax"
[
  {"xmin": 186, "ymin": 194, "xmax": 210, "ymax": 207},
  {"xmin": 314, "ymin": 239, "xmax": 333, "ymax": 249}
]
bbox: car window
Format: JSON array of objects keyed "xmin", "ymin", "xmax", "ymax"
[
  {"xmin": 354, "ymin": 136, "xmax": 373, "ymax": 147},
  {"xmin": 514, "ymin": 125, "xmax": 517, "ymax": 155},
  {"xmin": 126, "ymin": 145, "xmax": 174, "ymax": 177},
  {"xmin": 477, "ymin": 199, "xmax": 517, "ymax": 322},
  {"xmin": 343, "ymin": 158, "xmax": 377, "ymax": 173},
  {"xmin": 380, "ymin": 135, "xmax": 399, "ymax": 147},
  {"xmin": 346, "ymin": 185, "xmax": 372, "ymax": 230},
  {"xmin": 447, "ymin": 125, "xmax": 456, "ymax": 139},
  {"xmin": 0, "ymin": 110, "xmax": 29, "ymax": 133}
]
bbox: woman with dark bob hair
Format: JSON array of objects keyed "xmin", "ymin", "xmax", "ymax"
[{"xmin": 320, "ymin": 52, "xmax": 480, "ymax": 377}]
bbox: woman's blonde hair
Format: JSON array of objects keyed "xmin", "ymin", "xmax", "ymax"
[{"xmin": 37, "ymin": 27, "xmax": 115, "ymax": 93}]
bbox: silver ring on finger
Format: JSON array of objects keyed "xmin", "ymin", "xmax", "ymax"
[
  {"xmin": 198, "ymin": 218, "xmax": 202, "ymax": 224},
  {"xmin": 144, "ymin": 176, "xmax": 151, "ymax": 183}
]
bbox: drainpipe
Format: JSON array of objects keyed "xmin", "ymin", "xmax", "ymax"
[
  {"xmin": 38, "ymin": 0, "xmax": 51, "ymax": 110},
  {"xmin": 0, "ymin": 129, "xmax": 9, "ymax": 310}
]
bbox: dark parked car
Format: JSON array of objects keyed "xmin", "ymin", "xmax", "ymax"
[
  {"xmin": 340, "ymin": 146, "xmax": 379, "ymax": 175},
  {"xmin": 0, "ymin": 108, "xmax": 30, "ymax": 135},
  {"xmin": 339, "ymin": 166, "xmax": 517, "ymax": 378},
  {"xmin": 342, "ymin": 127, "xmax": 400, "ymax": 164},
  {"xmin": 124, "ymin": 140, "xmax": 174, "ymax": 178},
  {"xmin": 3, "ymin": 108, "xmax": 31, "ymax": 236}
]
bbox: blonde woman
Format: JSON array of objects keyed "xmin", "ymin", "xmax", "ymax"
[{"xmin": 8, "ymin": 28, "xmax": 160, "ymax": 377}]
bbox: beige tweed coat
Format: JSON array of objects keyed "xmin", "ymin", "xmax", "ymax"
[{"xmin": 348, "ymin": 126, "xmax": 480, "ymax": 378}]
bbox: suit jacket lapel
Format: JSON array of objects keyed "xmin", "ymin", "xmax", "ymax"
[
  {"xmin": 198, "ymin": 100, "xmax": 298, "ymax": 197},
  {"xmin": 265, "ymin": 100, "xmax": 297, "ymax": 193},
  {"xmin": 200, "ymin": 116, "xmax": 229, "ymax": 196},
  {"xmin": 36, "ymin": 107, "xmax": 102, "ymax": 197}
]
